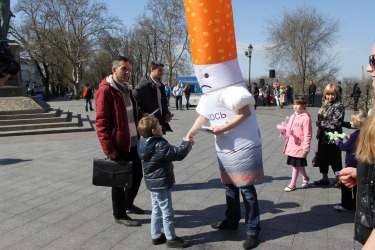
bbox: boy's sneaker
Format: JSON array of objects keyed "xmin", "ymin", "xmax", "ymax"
[
  {"xmin": 152, "ymin": 233, "xmax": 166, "ymax": 245},
  {"xmin": 166, "ymin": 236, "xmax": 189, "ymax": 248},
  {"xmin": 243, "ymin": 235, "xmax": 259, "ymax": 249}
]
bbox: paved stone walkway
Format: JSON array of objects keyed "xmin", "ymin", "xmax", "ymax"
[{"xmin": 0, "ymin": 99, "xmax": 360, "ymax": 250}]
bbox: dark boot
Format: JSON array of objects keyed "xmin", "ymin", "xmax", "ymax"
[
  {"xmin": 152, "ymin": 233, "xmax": 166, "ymax": 245},
  {"xmin": 115, "ymin": 215, "xmax": 141, "ymax": 227},
  {"xmin": 243, "ymin": 235, "xmax": 259, "ymax": 249}
]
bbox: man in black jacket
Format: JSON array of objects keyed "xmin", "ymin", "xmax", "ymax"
[
  {"xmin": 352, "ymin": 83, "xmax": 361, "ymax": 111},
  {"xmin": 133, "ymin": 61, "xmax": 172, "ymax": 134},
  {"xmin": 251, "ymin": 82, "xmax": 259, "ymax": 109},
  {"xmin": 308, "ymin": 80, "xmax": 316, "ymax": 107},
  {"xmin": 337, "ymin": 81, "xmax": 343, "ymax": 101}
]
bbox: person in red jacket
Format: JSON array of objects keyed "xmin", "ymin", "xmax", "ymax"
[{"xmin": 96, "ymin": 56, "xmax": 145, "ymax": 227}]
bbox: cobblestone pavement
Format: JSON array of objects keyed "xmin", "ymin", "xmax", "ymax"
[{"xmin": 0, "ymin": 98, "xmax": 360, "ymax": 250}]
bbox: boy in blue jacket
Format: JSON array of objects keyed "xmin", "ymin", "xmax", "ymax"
[{"xmin": 137, "ymin": 116, "xmax": 192, "ymax": 248}]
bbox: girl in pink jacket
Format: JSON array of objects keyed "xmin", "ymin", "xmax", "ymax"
[{"xmin": 281, "ymin": 97, "xmax": 312, "ymax": 191}]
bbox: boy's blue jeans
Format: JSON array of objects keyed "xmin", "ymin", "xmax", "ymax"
[
  {"xmin": 150, "ymin": 189, "xmax": 176, "ymax": 240},
  {"xmin": 225, "ymin": 184, "xmax": 261, "ymax": 236}
]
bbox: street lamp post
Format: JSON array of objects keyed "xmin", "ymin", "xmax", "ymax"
[{"xmin": 244, "ymin": 44, "xmax": 253, "ymax": 88}]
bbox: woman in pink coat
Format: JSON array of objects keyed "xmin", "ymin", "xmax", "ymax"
[{"xmin": 280, "ymin": 96, "xmax": 312, "ymax": 191}]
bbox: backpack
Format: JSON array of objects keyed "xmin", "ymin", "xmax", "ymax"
[{"xmin": 83, "ymin": 87, "xmax": 88, "ymax": 97}]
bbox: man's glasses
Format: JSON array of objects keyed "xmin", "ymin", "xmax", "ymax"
[{"xmin": 370, "ymin": 55, "xmax": 375, "ymax": 67}]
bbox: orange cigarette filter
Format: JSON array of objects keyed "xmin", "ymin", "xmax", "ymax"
[{"xmin": 184, "ymin": 0, "xmax": 237, "ymax": 65}]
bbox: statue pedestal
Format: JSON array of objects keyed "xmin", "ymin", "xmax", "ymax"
[
  {"xmin": 0, "ymin": 96, "xmax": 50, "ymax": 115},
  {"xmin": 0, "ymin": 42, "xmax": 25, "ymax": 97}
]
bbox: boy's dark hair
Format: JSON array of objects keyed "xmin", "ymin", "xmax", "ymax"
[
  {"xmin": 150, "ymin": 61, "xmax": 164, "ymax": 70},
  {"xmin": 137, "ymin": 116, "xmax": 159, "ymax": 138}
]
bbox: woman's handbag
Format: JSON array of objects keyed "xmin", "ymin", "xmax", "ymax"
[{"xmin": 92, "ymin": 158, "xmax": 133, "ymax": 188}]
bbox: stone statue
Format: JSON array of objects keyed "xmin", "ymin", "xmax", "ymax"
[{"xmin": 0, "ymin": 0, "xmax": 13, "ymax": 40}]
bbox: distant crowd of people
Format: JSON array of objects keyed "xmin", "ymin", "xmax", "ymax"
[{"xmin": 248, "ymin": 80, "xmax": 295, "ymax": 109}]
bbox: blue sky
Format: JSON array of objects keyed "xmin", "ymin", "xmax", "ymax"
[{"xmin": 12, "ymin": 0, "xmax": 375, "ymax": 80}]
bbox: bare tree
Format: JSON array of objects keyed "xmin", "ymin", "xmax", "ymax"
[
  {"xmin": 13, "ymin": 0, "xmax": 121, "ymax": 98},
  {"xmin": 11, "ymin": 0, "xmax": 54, "ymax": 97},
  {"xmin": 265, "ymin": 6, "xmax": 340, "ymax": 93},
  {"xmin": 136, "ymin": 0, "xmax": 191, "ymax": 86}
]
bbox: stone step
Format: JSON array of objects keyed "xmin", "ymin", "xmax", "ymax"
[
  {"xmin": 0, "ymin": 125, "xmax": 93, "ymax": 136},
  {"xmin": 0, "ymin": 121, "xmax": 77, "ymax": 132},
  {"xmin": 0, "ymin": 116, "xmax": 66, "ymax": 126},
  {"xmin": 0, "ymin": 109, "xmax": 59, "ymax": 120},
  {"xmin": 0, "ymin": 112, "xmax": 74, "ymax": 132},
  {"xmin": 0, "ymin": 114, "xmax": 94, "ymax": 136}
]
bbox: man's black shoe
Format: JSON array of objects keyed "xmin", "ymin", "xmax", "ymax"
[
  {"xmin": 115, "ymin": 215, "xmax": 141, "ymax": 227},
  {"xmin": 243, "ymin": 235, "xmax": 259, "ymax": 249},
  {"xmin": 152, "ymin": 233, "xmax": 166, "ymax": 245},
  {"xmin": 166, "ymin": 236, "xmax": 189, "ymax": 248},
  {"xmin": 211, "ymin": 220, "xmax": 238, "ymax": 230},
  {"xmin": 127, "ymin": 205, "xmax": 145, "ymax": 214}
]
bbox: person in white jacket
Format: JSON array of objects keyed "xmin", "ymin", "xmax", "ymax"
[{"xmin": 172, "ymin": 82, "xmax": 183, "ymax": 110}]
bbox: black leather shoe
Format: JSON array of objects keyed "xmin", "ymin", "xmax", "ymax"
[
  {"xmin": 243, "ymin": 235, "xmax": 259, "ymax": 249},
  {"xmin": 115, "ymin": 215, "xmax": 141, "ymax": 227},
  {"xmin": 152, "ymin": 233, "xmax": 166, "ymax": 245},
  {"xmin": 127, "ymin": 205, "xmax": 145, "ymax": 214},
  {"xmin": 211, "ymin": 220, "xmax": 238, "ymax": 230}
]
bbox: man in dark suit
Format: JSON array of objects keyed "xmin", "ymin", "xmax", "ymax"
[
  {"xmin": 352, "ymin": 83, "xmax": 361, "ymax": 111},
  {"xmin": 133, "ymin": 61, "xmax": 172, "ymax": 134},
  {"xmin": 308, "ymin": 80, "xmax": 317, "ymax": 107}
]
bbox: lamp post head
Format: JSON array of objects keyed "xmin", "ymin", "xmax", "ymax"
[
  {"xmin": 249, "ymin": 44, "xmax": 253, "ymax": 54},
  {"xmin": 245, "ymin": 44, "xmax": 253, "ymax": 58}
]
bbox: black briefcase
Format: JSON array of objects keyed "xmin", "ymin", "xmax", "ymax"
[{"xmin": 92, "ymin": 158, "xmax": 133, "ymax": 188}]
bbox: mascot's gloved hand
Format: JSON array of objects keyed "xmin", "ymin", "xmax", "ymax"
[{"xmin": 327, "ymin": 131, "xmax": 346, "ymax": 144}]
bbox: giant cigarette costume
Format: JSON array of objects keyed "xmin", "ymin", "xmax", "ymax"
[{"xmin": 184, "ymin": 0, "xmax": 264, "ymax": 187}]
